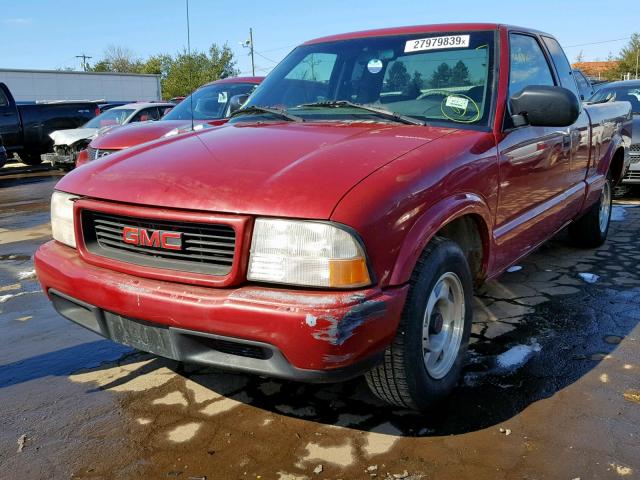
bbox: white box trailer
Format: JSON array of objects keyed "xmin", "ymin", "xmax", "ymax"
[{"xmin": 0, "ymin": 68, "xmax": 162, "ymax": 102}]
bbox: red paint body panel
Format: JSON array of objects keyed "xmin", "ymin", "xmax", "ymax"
[
  {"xmin": 58, "ymin": 123, "xmax": 453, "ymax": 219},
  {"xmin": 36, "ymin": 241, "xmax": 408, "ymax": 370},
  {"xmin": 35, "ymin": 24, "xmax": 633, "ymax": 377}
]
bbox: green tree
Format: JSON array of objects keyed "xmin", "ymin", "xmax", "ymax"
[
  {"xmin": 386, "ymin": 61, "xmax": 410, "ymax": 91},
  {"xmin": 617, "ymin": 33, "xmax": 640, "ymax": 79},
  {"xmin": 451, "ymin": 60, "xmax": 470, "ymax": 86},
  {"xmin": 405, "ymin": 70, "xmax": 423, "ymax": 98},
  {"xmin": 430, "ymin": 62, "xmax": 452, "ymax": 88},
  {"xmin": 87, "ymin": 43, "xmax": 239, "ymax": 99}
]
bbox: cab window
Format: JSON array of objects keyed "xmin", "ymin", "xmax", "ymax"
[
  {"xmin": 542, "ymin": 36, "xmax": 580, "ymax": 100},
  {"xmin": 508, "ymin": 33, "xmax": 555, "ymax": 96}
]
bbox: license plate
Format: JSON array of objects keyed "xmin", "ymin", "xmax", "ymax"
[{"xmin": 105, "ymin": 313, "xmax": 177, "ymax": 359}]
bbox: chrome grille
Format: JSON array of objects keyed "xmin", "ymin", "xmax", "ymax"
[{"xmin": 81, "ymin": 210, "xmax": 236, "ymax": 276}]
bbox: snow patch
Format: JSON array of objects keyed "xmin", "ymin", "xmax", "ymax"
[
  {"xmin": 506, "ymin": 265, "xmax": 522, "ymax": 273},
  {"xmin": 17, "ymin": 269, "xmax": 36, "ymax": 280},
  {"xmin": 578, "ymin": 272, "xmax": 599, "ymax": 283},
  {"xmin": 496, "ymin": 342, "xmax": 541, "ymax": 370}
]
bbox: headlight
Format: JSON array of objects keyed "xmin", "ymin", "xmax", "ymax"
[
  {"xmin": 51, "ymin": 191, "xmax": 78, "ymax": 248},
  {"xmin": 247, "ymin": 219, "xmax": 371, "ymax": 288}
]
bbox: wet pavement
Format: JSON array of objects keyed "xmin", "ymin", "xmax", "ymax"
[{"xmin": 0, "ymin": 168, "xmax": 638, "ymax": 480}]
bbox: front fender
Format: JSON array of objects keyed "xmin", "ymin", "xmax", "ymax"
[{"xmin": 389, "ymin": 193, "xmax": 493, "ymax": 285}]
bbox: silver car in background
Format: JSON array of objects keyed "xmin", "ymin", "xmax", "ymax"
[{"xmin": 589, "ymin": 80, "xmax": 640, "ymax": 185}]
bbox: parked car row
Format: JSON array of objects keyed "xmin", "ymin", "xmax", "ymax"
[
  {"xmin": 76, "ymin": 76, "xmax": 262, "ymax": 167},
  {"xmin": 0, "ymin": 82, "xmax": 100, "ymax": 167},
  {"xmin": 35, "ymin": 23, "xmax": 632, "ymax": 411},
  {"xmin": 42, "ymin": 101, "xmax": 175, "ymax": 169}
]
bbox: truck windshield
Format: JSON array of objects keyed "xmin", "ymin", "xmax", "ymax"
[
  {"xmin": 83, "ymin": 109, "xmax": 134, "ymax": 128},
  {"xmin": 589, "ymin": 85, "xmax": 640, "ymax": 114},
  {"xmin": 241, "ymin": 30, "xmax": 495, "ymax": 127},
  {"xmin": 163, "ymin": 83, "xmax": 259, "ymax": 121}
]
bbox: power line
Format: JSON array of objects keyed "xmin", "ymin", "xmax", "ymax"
[
  {"xmin": 254, "ymin": 51, "xmax": 279, "ymax": 64},
  {"xmin": 564, "ymin": 36, "xmax": 632, "ymax": 49},
  {"xmin": 258, "ymin": 43, "xmax": 298, "ymax": 54}
]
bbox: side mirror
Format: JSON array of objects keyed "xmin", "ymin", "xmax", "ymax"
[
  {"xmin": 510, "ymin": 85, "xmax": 579, "ymax": 127},
  {"xmin": 228, "ymin": 94, "xmax": 250, "ymax": 115}
]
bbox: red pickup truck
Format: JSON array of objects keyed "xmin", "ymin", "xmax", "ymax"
[{"xmin": 36, "ymin": 23, "xmax": 631, "ymax": 411}]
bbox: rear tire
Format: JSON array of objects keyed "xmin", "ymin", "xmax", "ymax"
[
  {"xmin": 568, "ymin": 174, "xmax": 612, "ymax": 248},
  {"xmin": 365, "ymin": 236, "xmax": 473, "ymax": 411},
  {"xmin": 19, "ymin": 152, "xmax": 43, "ymax": 166}
]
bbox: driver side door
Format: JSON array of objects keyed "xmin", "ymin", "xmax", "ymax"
[{"xmin": 493, "ymin": 32, "xmax": 573, "ymax": 270}]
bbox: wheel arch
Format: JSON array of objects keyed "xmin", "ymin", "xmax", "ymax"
[{"xmin": 389, "ymin": 193, "xmax": 493, "ymax": 286}]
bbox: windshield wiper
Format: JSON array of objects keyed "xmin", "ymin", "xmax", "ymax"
[
  {"xmin": 299, "ymin": 100, "xmax": 426, "ymax": 126},
  {"xmin": 230, "ymin": 105, "xmax": 304, "ymax": 122}
]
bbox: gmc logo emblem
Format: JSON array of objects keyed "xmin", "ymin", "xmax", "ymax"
[{"xmin": 122, "ymin": 227, "xmax": 182, "ymax": 250}]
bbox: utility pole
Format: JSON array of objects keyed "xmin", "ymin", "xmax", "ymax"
[
  {"xmin": 241, "ymin": 28, "xmax": 255, "ymax": 76},
  {"xmin": 75, "ymin": 53, "xmax": 92, "ymax": 72}
]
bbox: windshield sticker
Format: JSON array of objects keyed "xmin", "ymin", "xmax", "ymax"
[
  {"xmin": 367, "ymin": 59, "xmax": 383, "ymax": 74},
  {"xmin": 445, "ymin": 95, "xmax": 470, "ymax": 110},
  {"xmin": 441, "ymin": 93, "xmax": 480, "ymax": 123},
  {"xmin": 405, "ymin": 35, "xmax": 470, "ymax": 53},
  {"xmin": 218, "ymin": 92, "xmax": 228, "ymax": 103}
]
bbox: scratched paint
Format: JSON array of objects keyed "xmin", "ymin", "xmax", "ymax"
[{"xmin": 312, "ymin": 301, "xmax": 387, "ymax": 346}]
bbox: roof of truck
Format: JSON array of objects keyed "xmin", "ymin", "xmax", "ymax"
[{"xmin": 304, "ymin": 23, "xmax": 549, "ymax": 45}]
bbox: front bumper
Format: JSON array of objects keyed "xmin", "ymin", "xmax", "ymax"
[
  {"xmin": 35, "ymin": 241, "xmax": 408, "ymax": 382},
  {"xmin": 622, "ymin": 155, "xmax": 640, "ymax": 184},
  {"xmin": 41, "ymin": 152, "xmax": 75, "ymax": 167}
]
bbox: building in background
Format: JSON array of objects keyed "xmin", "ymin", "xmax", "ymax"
[
  {"xmin": 0, "ymin": 68, "xmax": 161, "ymax": 102},
  {"xmin": 571, "ymin": 61, "xmax": 621, "ymax": 82}
]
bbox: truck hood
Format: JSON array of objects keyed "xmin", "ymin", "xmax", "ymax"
[
  {"xmin": 50, "ymin": 128, "xmax": 98, "ymax": 146},
  {"xmin": 90, "ymin": 120, "xmax": 202, "ymax": 150},
  {"xmin": 58, "ymin": 121, "xmax": 455, "ymax": 219}
]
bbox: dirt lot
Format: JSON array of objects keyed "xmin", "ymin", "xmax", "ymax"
[{"xmin": 0, "ymin": 164, "xmax": 638, "ymax": 480}]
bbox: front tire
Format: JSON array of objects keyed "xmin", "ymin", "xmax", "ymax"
[
  {"xmin": 19, "ymin": 152, "xmax": 43, "ymax": 166},
  {"xmin": 365, "ymin": 236, "xmax": 473, "ymax": 411},
  {"xmin": 568, "ymin": 175, "xmax": 612, "ymax": 248}
]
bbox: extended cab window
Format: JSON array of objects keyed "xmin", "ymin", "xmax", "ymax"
[
  {"xmin": 542, "ymin": 36, "xmax": 580, "ymax": 100},
  {"xmin": 508, "ymin": 33, "xmax": 555, "ymax": 96},
  {"xmin": 243, "ymin": 30, "xmax": 496, "ymax": 128}
]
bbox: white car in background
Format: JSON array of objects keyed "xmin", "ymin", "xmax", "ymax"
[{"xmin": 43, "ymin": 101, "xmax": 175, "ymax": 169}]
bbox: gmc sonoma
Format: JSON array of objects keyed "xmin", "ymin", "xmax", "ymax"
[{"xmin": 35, "ymin": 24, "xmax": 632, "ymax": 410}]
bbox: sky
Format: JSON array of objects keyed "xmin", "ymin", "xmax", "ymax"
[{"xmin": 1, "ymin": 0, "xmax": 639, "ymax": 76}]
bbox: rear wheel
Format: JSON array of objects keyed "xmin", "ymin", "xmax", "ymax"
[
  {"xmin": 19, "ymin": 151, "xmax": 43, "ymax": 166},
  {"xmin": 365, "ymin": 236, "xmax": 473, "ymax": 411},
  {"xmin": 568, "ymin": 175, "xmax": 612, "ymax": 248}
]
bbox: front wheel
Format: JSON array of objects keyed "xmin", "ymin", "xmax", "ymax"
[
  {"xmin": 568, "ymin": 175, "xmax": 612, "ymax": 248},
  {"xmin": 19, "ymin": 152, "xmax": 43, "ymax": 166},
  {"xmin": 365, "ymin": 236, "xmax": 473, "ymax": 411}
]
